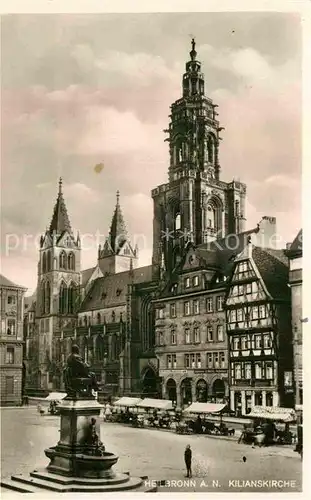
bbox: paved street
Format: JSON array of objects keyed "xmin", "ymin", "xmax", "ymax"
[{"xmin": 1, "ymin": 407, "xmax": 302, "ymax": 493}]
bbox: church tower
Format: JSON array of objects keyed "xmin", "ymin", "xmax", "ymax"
[
  {"xmin": 152, "ymin": 39, "xmax": 247, "ymax": 278},
  {"xmin": 35, "ymin": 178, "xmax": 81, "ymax": 390},
  {"xmin": 98, "ymin": 191, "xmax": 139, "ymax": 275}
]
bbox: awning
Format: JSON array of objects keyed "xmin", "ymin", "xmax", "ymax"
[
  {"xmin": 137, "ymin": 398, "xmax": 173, "ymax": 410},
  {"xmin": 113, "ymin": 397, "xmax": 142, "ymax": 407},
  {"xmin": 247, "ymin": 406, "xmax": 296, "ymax": 422},
  {"xmin": 45, "ymin": 392, "xmax": 67, "ymax": 401},
  {"xmin": 183, "ymin": 402, "xmax": 227, "ymax": 414}
]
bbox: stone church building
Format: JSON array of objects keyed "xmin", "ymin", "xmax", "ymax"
[{"xmin": 24, "ymin": 40, "xmax": 294, "ymax": 408}]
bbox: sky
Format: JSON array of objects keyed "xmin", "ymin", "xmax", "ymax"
[{"xmin": 1, "ymin": 12, "xmax": 302, "ymax": 295}]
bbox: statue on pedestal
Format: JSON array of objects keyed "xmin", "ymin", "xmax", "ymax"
[{"xmin": 64, "ymin": 344, "xmax": 100, "ymax": 398}]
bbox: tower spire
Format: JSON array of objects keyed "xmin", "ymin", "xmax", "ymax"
[
  {"xmin": 49, "ymin": 178, "xmax": 73, "ymax": 235},
  {"xmin": 109, "ymin": 191, "xmax": 128, "ymax": 253}
]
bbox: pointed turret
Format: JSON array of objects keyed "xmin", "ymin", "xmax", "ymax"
[
  {"xmin": 109, "ymin": 191, "xmax": 128, "ymax": 253},
  {"xmin": 182, "ymin": 37, "xmax": 205, "ymax": 98},
  {"xmin": 49, "ymin": 178, "xmax": 73, "ymax": 235}
]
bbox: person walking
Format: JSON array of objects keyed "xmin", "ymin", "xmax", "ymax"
[{"xmin": 184, "ymin": 444, "xmax": 192, "ymax": 478}]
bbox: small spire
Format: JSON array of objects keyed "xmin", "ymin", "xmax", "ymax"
[
  {"xmin": 116, "ymin": 190, "xmax": 120, "ymax": 205},
  {"xmin": 59, "ymin": 177, "xmax": 63, "ymax": 194}
]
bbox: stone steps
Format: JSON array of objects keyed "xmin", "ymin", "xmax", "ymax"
[{"xmin": 1, "ymin": 471, "xmax": 157, "ymax": 493}]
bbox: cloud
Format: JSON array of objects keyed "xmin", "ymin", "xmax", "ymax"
[{"xmin": 0, "ymin": 14, "xmax": 301, "ymax": 290}]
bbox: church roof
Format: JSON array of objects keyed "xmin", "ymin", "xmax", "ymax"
[
  {"xmin": 0, "ymin": 274, "xmax": 27, "ymax": 290},
  {"xmin": 81, "ymin": 267, "xmax": 95, "ymax": 287},
  {"xmin": 109, "ymin": 191, "xmax": 128, "ymax": 253},
  {"xmin": 79, "ymin": 265, "xmax": 152, "ymax": 312},
  {"xmin": 49, "ymin": 178, "xmax": 72, "ymax": 235}
]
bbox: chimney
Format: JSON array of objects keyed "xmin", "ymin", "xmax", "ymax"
[{"xmin": 253, "ymin": 216, "xmax": 277, "ymax": 249}]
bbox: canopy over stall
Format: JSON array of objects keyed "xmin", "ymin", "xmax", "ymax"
[
  {"xmin": 137, "ymin": 398, "xmax": 173, "ymax": 410},
  {"xmin": 113, "ymin": 397, "xmax": 142, "ymax": 407},
  {"xmin": 183, "ymin": 402, "xmax": 227, "ymax": 414},
  {"xmin": 45, "ymin": 392, "xmax": 67, "ymax": 401},
  {"xmin": 247, "ymin": 406, "xmax": 297, "ymax": 422}
]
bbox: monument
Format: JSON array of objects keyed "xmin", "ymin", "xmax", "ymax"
[{"xmin": 1, "ymin": 345, "xmax": 157, "ymax": 493}]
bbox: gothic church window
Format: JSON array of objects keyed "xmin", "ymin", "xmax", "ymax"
[
  {"xmin": 59, "ymin": 282, "xmax": 67, "ymax": 314},
  {"xmin": 42, "ymin": 253, "xmax": 47, "ymax": 273},
  {"xmin": 59, "ymin": 251, "xmax": 67, "ymax": 270},
  {"xmin": 67, "ymin": 283, "xmax": 76, "ymax": 314},
  {"xmin": 68, "ymin": 252, "xmax": 75, "ymax": 270},
  {"xmin": 175, "ymin": 213, "xmax": 181, "ymax": 231},
  {"xmin": 45, "ymin": 281, "xmax": 51, "ymax": 314}
]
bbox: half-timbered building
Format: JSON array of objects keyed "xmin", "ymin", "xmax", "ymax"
[{"xmin": 225, "ymin": 239, "xmax": 293, "ymax": 416}]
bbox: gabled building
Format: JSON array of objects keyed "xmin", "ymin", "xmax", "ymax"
[
  {"xmin": 154, "ymin": 243, "xmax": 228, "ymax": 407},
  {"xmin": 286, "ymin": 229, "xmax": 303, "ymax": 408},
  {"xmin": 225, "ymin": 239, "xmax": 293, "ymax": 415},
  {"xmin": 0, "ymin": 274, "xmax": 27, "ymax": 405}
]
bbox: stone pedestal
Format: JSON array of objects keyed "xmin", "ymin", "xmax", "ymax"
[{"xmin": 1, "ymin": 396, "xmax": 157, "ymax": 493}]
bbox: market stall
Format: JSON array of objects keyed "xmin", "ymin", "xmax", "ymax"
[
  {"xmin": 242, "ymin": 406, "xmax": 297, "ymax": 445},
  {"xmin": 182, "ymin": 402, "xmax": 231, "ymax": 435},
  {"xmin": 111, "ymin": 397, "xmax": 142, "ymax": 423}
]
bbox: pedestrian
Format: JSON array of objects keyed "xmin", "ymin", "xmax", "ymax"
[{"xmin": 184, "ymin": 444, "xmax": 192, "ymax": 478}]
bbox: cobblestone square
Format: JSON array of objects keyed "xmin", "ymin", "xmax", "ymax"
[{"xmin": 1, "ymin": 408, "xmax": 302, "ymax": 493}]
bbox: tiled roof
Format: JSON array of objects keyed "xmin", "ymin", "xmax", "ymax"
[
  {"xmin": 0, "ymin": 274, "xmax": 27, "ymax": 289},
  {"xmin": 79, "ymin": 265, "xmax": 153, "ymax": 311},
  {"xmin": 252, "ymin": 246, "xmax": 289, "ymax": 300},
  {"xmin": 81, "ymin": 267, "xmax": 95, "ymax": 287}
]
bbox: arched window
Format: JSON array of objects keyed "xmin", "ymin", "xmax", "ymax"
[
  {"xmin": 59, "ymin": 282, "xmax": 67, "ymax": 314},
  {"xmin": 206, "ymin": 205, "xmax": 216, "ymax": 229},
  {"xmin": 59, "ymin": 251, "xmax": 67, "ymax": 270},
  {"xmin": 175, "ymin": 213, "xmax": 181, "ymax": 231},
  {"xmin": 47, "ymin": 250, "xmax": 52, "ymax": 271},
  {"xmin": 67, "ymin": 283, "xmax": 76, "ymax": 314},
  {"xmin": 41, "ymin": 281, "xmax": 46, "ymax": 315},
  {"xmin": 68, "ymin": 252, "xmax": 75, "ymax": 271},
  {"xmin": 207, "ymin": 135, "xmax": 214, "ymax": 163},
  {"xmin": 84, "ymin": 315, "xmax": 87, "ymax": 326},
  {"xmin": 45, "ymin": 281, "xmax": 51, "ymax": 315},
  {"xmin": 42, "ymin": 253, "xmax": 47, "ymax": 273},
  {"xmin": 97, "ymin": 313, "xmax": 101, "ymax": 324},
  {"xmin": 96, "ymin": 335, "xmax": 105, "ymax": 361}
]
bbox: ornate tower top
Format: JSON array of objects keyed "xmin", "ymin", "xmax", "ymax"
[
  {"xmin": 49, "ymin": 177, "xmax": 72, "ymax": 235},
  {"xmin": 109, "ymin": 191, "xmax": 128, "ymax": 252},
  {"xmin": 190, "ymin": 37, "xmax": 197, "ymax": 61},
  {"xmin": 182, "ymin": 37, "xmax": 204, "ymax": 98}
]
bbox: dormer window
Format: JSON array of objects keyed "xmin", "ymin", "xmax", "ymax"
[{"xmin": 193, "ymin": 276, "xmax": 199, "ymax": 287}]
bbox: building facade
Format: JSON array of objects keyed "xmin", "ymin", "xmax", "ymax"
[
  {"xmin": 0, "ymin": 274, "xmax": 27, "ymax": 406},
  {"xmin": 286, "ymin": 229, "xmax": 303, "ymax": 408},
  {"xmin": 225, "ymin": 240, "xmax": 293, "ymax": 416},
  {"xmin": 23, "ymin": 40, "xmax": 298, "ymax": 411}
]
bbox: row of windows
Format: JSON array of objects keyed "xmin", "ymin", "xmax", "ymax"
[
  {"xmin": 167, "ymin": 351, "xmax": 226, "ymax": 370},
  {"xmin": 231, "ymin": 282, "xmax": 259, "ymax": 297},
  {"xmin": 156, "ymin": 296, "xmax": 224, "ymax": 319},
  {"xmin": 42, "ymin": 250, "xmax": 75, "ymax": 273},
  {"xmin": 157, "ymin": 324, "xmax": 225, "ymax": 346},
  {"xmin": 229, "ymin": 305, "xmax": 269, "ymax": 323},
  {"xmin": 185, "ymin": 276, "xmax": 199, "ymax": 288},
  {"xmin": 232, "ymin": 333, "xmax": 273, "ymax": 350},
  {"xmin": 232, "ymin": 361, "xmax": 274, "ymax": 380},
  {"xmin": 78, "ymin": 311, "xmax": 123, "ymax": 326}
]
